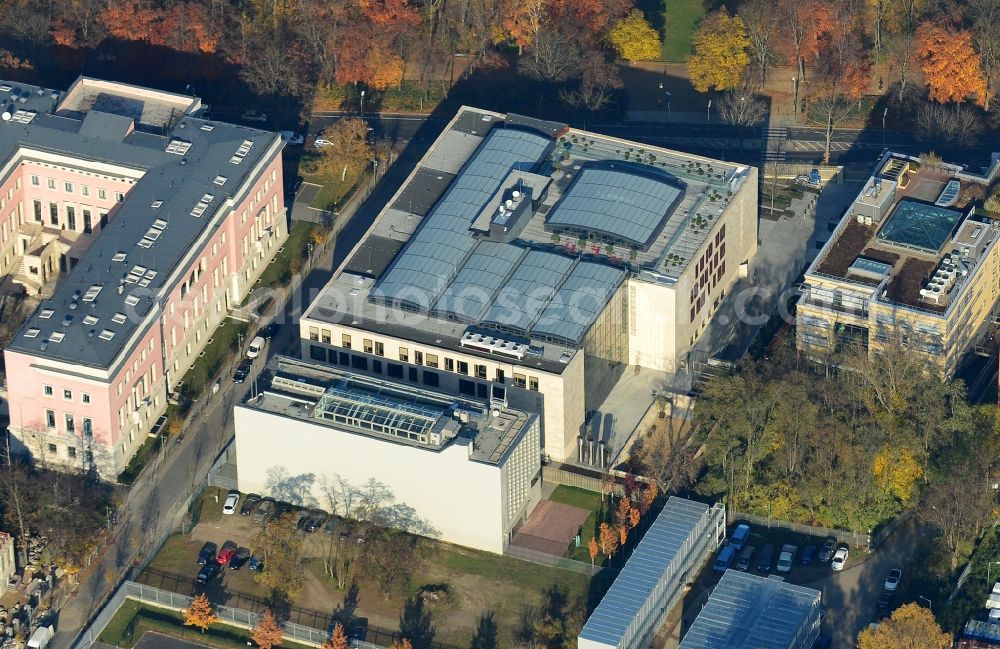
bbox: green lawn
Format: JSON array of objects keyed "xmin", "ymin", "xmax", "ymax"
[
  {"xmin": 255, "ymin": 220, "xmax": 312, "ymax": 290},
  {"xmin": 300, "ymin": 153, "xmax": 364, "ymax": 212},
  {"xmin": 98, "ymin": 600, "xmax": 315, "ymax": 649},
  {"xmin": 181, "ymin": 320, "xmax": 249, "ymax": 398},
  {"xmin": 435, "ymin": 540, "xmax": 591, "ymax": 594},
  {"xmin": 548, "ymin": 486, "xmax": 608, "ymax": 564},
  {"xmin": 661, "ymin": 0, "xmax": 705, "ymax": 62}
]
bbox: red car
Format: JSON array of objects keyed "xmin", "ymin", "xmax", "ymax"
[{"xmin": 216, "ymin": 541, "xmax": 237, "ymax": 565}]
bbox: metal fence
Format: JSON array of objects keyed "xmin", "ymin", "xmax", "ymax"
[
  {"xmin": 730, "ymin": 510, "xmax": 871, "ymax": 549},
  {"xmin": 504, "ymin": 544, "xmax": 602, "ymax": 575},
  {"xmin": 71, "ymin": 579, "xmax": 130, "ymax": 649}
]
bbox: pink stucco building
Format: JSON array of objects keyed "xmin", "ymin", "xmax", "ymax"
[{"xmin": 2, "ymin": 77, "xmax": 288, "ymax": 479}]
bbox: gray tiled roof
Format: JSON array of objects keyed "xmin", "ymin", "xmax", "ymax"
[{"xmin": 3, "ymin": 79, "xmax": 282, "ymax": 370}]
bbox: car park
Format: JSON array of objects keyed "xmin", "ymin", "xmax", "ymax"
[
  {"xmin": 216, "ymin": 541, "xmax": 238, "ymax": 565},
  {"xmin": 819, "ymin": 538, "xmax": 837, "ymax": 562},
  {"xmin": 197, "ymin": 541, "xmax": 217, "ymax": 565},
  {"xmin": 222, "ymin": 491, "xmax": 240, "ymax": 515},
  {"xmin": 831, "ymin": 545, "xmax": 849, "ymax": 571},
  {"xmin": 248, "ymin": 555, "xmax": 263, "ymax": 572},
  {"xmin": 735, "ymin": 545, "xmax": 755, "ymax": 571},
  {"xmin": 801, "ymin": 545, "xmax": 817, "ymax": 565},
  {"xmin": 757, "ymin": 544, "xmax": 775, "ymax": 572},
  {"xmin": 240, "ymin": 493, "xmax": 262, "ymax": 516},
  {"xmin": 196, "ymin": 562, "xmax": 220, "ymax": 584},
  {"xmin": 229, "ymin": 547, "xmax": 252, "ymax": 570},
  {"xmin": 247, "ymin": 336, "xmax": 265, "ymax": 359},
  {"xmin": 252, "ymin": 498, "xmax": 276, "ymax": 523},
  {"xmin": 883, "ymin": 569, "xmax": 902, "ymax": 591},
  {"xmin": 777, "ymin": 544, "xmax": 797, "ymax": 573},
  {"xmin": 233, "ymin": 358, "xmax": 252, "ymax": 383}
]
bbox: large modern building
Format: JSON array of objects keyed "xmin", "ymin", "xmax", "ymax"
[
  {"xmin": 2, "ymin": 77, "xmax": 287, "ymax": 479},
  {"xmin": 234, "ymin": 356, "xmax": 541, "ymax": 553},
  {"xmin": 299, "ymin": 108, "xmax": 757, "ymax": 464},
  {"xmin": 677, "ymin": 570, "xmax": 821, "ymax": 649},
  {"xmin": 798, "ymin": 151, "xmax": 1000, "ymax": 374},
  {"xmin": 577, "ymin": 497, "xmax": 726, "ymax": 649}
]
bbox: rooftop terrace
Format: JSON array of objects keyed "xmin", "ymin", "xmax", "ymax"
[
  {"xmin": 307, "ymin": 106, "xmax": 750, "ymax": 363},
  {"xmin": 244, "ymin": 356, "xmax": 534, "ymax": 465},
  {"xmin": 4, "ymin": 78, "xmax": 281, "ymax": 370},
  {"xmin": 809, "ymin": 152, "xmax": 998, "ymax": 314}
]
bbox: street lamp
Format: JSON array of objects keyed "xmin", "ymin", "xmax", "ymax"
[
  {"xmin": 791, "ymin": 76, "xmax": 798, "ymax": 118},
  {"xmin": 707, "ymin": 99, "xmax": 712, "ymax": 124},
  {"xmin": 882, "ymin": 106, "xmax": 888, "ymax": 145},
  {"xmin": 360, "ymin": 89, "xmax": 365, "ymax": 121},
  {"xmin": 918, "ymin": 595, "xmax": 932, "ymax": 610}
]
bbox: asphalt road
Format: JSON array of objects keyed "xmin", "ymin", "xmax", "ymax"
[{"xmin": 49, "ymin": 135, "xmax": 424, "ymax": 649}]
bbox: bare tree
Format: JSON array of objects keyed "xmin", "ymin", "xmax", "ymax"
[
  {"xmin": 739, "ymin": 0, "xmax": 779, "ymax": 87},
  {"xmin": 519, "ymin": 27, "xmax": 579, "ymax": 82},
  {"xmin": 630, "ymin": 421, "xmax": 702, "ymax": 496},
  {"xmin": 559, "ymin": 52, "xmax": 622, "ymax": 112},
  {"xmin": 915, "ymin": 102, "xmax": 982, "ymax": 147},
  {"xmin": 718, "ymin": 77, "xmax": 768, "ymax": 126},
  {"xmin": 969, "ymin": 0, "xmax": 1000, "ymax": 109},
  {"xmin": 923, "ymin": 459, "xmax": 995, "ymax": 569}
]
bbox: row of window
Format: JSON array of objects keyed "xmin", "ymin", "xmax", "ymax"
[
  {"xmin": 32, "ymin": 200, "xmax": 107, "ymax": 233},
  {"xmin": 44, "ymin": 408, "xmax": 93, "ymax": 436},
  {"xmin": 309, "ymin": 345, "xmax": 540, "ymax": 394},
  {"xmin": 43, "ymin": 385, "xmax": 92, "ymax": 403},
  {"xmin": 30, "ymin": 174, "xmax": 123, "ymax": 202},
  {"xmin": 308, "ymin": 330, "xmax": 541, "ymax": 389},
  {"xmin": 45, "ymin": 443, "xmax": 92, "ymax": 463}
]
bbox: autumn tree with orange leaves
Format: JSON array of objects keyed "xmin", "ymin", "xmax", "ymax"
[
  {"xmin": 183, "ymin": 593, "xmax": 218, "ymax": 634},
  {"xmin": 323, "ymin": 622, "xmax": 351, "ymax": 649},
  {"xmin": 587, "ymin": 537, "xmax": 599, "ymax": 565},
  {"xmin": 778, "ymin": 0, "xmax": 834, "ymax": 83},
  {"xmin": 617, "ymin": 525, "xmax": 628, "ymax": 546},
  {"xmin": 252, "ymin": 610, "xmax": 285, "ymax": 649},
  {"xmin": 614, "ymin": 497, "xmax": 633, "ymax": 529},
  {"xmin": 598, "ymin": 522, "xmax": 619, "ymax": 558},
  {"xmin": 916, "ymin": 22, "xmax": 987, "ymax": 106},
  {"xmin": 390, "ymin": 639, "xmax": 414, "ymax": 649}
]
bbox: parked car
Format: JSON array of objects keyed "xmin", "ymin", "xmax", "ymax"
[
  {"xmin": 831, "ymin": 545, "xmax": 849, "ymax": 571},
  {"xmin": 730, "ymin": 523, "xmax": 751, "ymax": 550},
  {"xmin": 229, "ymin": 547, "xmax": 252, "ymax": 570},
  {"xmin": 195, "ymin": 562, "xmax": 220, "ymax": 584},
  {"xmin": 253, "ymin": 498, "xmax": 276, "ymax": 524},
  {"xmin": 276, "ymin": 502, "xmax": 293, "ymax": 519},
  {"xmin": 197, "ymin": 541, "xmax": 217, "ymax": 565},
  {"xmin": 314, "ymin": 137, "xmax": 333, "ymax": 148},
  {"xmin": 248, "ymin": 555, "xmax": 264, "ymax": 572},
  {"xmin": 777, "ymin": 544, "xmax": 797, "ymax": 573},
  {"xmin": 222, "ymin": 491, "xmax": 240, "ymax": 515},
  {"xmin": 257, "ymin": 323, "xmax": 278, "ymax": 340},
  {"xmin": 280, "ymin": 131, "xmax": 305, "ymax": 145},
  {"xmin": 883, "ymin": 569, "xmax": 902, "ymax": 592},
  {"xmin": 304, "ymin": 511, "xmax": 328, "ymax": 533},
  {"xmin": 216, "ymin": 541, "xmax": 238, "ymax": 565},
  {"xmin": 714, "ymin": 545, "xmax": 737, "ymax": 572},
  {"xmin": 877, "ymin": 590, "xmax": 894, "ymax": 609},
  {"xmin": 323, "ymin": 516, "xmax": 340, "ymax": 535},
  {"xmin": 240, "ymin": 493, "xmax": 262, "ymax": 516},
  {"xmin": 247, "ymin": 336, "xmax": 265, "ymax": 359},
  {"xmin": 233, "ymin": 358, "xmax": 252, "ymax": 384},
  {"xmin": 735, "ymin": 545, "xmax": 755, "ymax": 571},
  {"xmin": 801, "ymin": 545, "xmax": 817, "ymax": 565},
  {"xmin": 757, "ymin": 544, "xmax": 775, "ymax": 572},
  {"xmin": 241, "ymin": 110, "xmax": 267, "ymax": 122},
  {"xmin": 819, "ymin": 537, "xmax": 837, "ymax": 562}
]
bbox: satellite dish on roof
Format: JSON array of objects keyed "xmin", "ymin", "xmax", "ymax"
[{"xmin": 1, "ymin": 112, "xmax": 9, "ymax": 122}]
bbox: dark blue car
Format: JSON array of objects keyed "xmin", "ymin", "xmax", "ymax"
[{"xmin": 801, "ymin": 545, "xmax": 817, "ymax": 565}]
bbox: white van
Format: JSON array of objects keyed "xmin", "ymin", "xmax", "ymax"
[{"xmin": 247, "ymin": 336, "xmax": 265, "ymax": 359}]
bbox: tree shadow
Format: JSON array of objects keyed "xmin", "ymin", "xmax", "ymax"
[
  {"xmin": 399, "ymin": 595, "xmax": 436, "ymax": 649},
  {"xmin": 266, "ymin": 587, "xmax": 293, "ymax": 624},
  {"xmin": 331, "ymin": 581, "xmax": 360, "ymax": 629},
  {"xmin": 470, "ymin": 611, "xmax": 498, "ymax": 649}
]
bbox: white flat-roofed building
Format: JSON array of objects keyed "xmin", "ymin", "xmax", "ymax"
[
  {"xmin": 577, "ymin": 497, "xmax": 726, "ymax": 649},
  {"xmin": 233, "ymin": 356, "xmax": 541, "ymax": 554},
  {"xmin": 300, "ymin": 108, "xmax": 758, "ymax": 466},
  {"xmin": 678, "ymin": 570, "xmax": 821, "ymax": 649}
]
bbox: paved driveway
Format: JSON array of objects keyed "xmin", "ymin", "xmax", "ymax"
[{"xmin": 803, "ymin": 517, "xmax": 936, "ymax": 649}]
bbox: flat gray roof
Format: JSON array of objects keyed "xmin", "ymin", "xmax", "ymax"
[
  {"xmin": 4, "ymin": 78, "xmax": 281, "ymax": 370},
  {"xmin": 579, "ymin": 497, "xmax": 711, "ymax": 648},
  {"xmin": 678, "ymin": 571, "xmax": 820, "ymax": 649}
]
